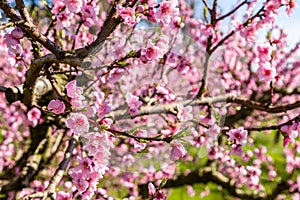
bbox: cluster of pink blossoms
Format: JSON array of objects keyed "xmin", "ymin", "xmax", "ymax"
[
  {"xmin": 93, "ymin": 91, "xmax": 111, "ymax": 120},
  {"xmin": 281, "ymin": 122, "xmax": 299, "ymax": 147},
  {"xmin": 148, "ymin": 182, "xmax": 167, "ymax": 200},
  {"xmin": 69, "ymin": 131, "xmax": 113, "ymax": 199},
  {"xmin": 140, "ymin": 35, "xmax": 170, "ymax": 63},
  {"xmin": 228, "ymin": 127, "xmax": 248, "ymax": 156},
  {"xmin": 52, "ymin": 0, "xmax": 99, "ymax": 29},
  {"xmin": 256, "ymin": 43, "xmax": 277, "ymax": 81},
  {"xmin": 4, "ymin": 27, "xmax": 26, "ymax": 71},
  {"xmin": 62, "ymin": 80, "xmax": 114, "ymax": 198},
  {"xmin": 117, "ymin": 0, "xmax": 180, "ymax": 27},
  {"xmin": 170, "ymin": 142, "xmax": 187, "ymax": 161},
  {"xmin": 126, "ymin": 93, "xmax": 143, "ymax": 115},
  {"xmin": 65, "ymin": 80, "xmax": 85, "ymax": 109},
  {"xmin": 190, "ymin": 117, "xmax": 221, "ymax": 151},
  {"xmin": 4, "ymin": 27, "xmax": 24, "ymax": 55}
]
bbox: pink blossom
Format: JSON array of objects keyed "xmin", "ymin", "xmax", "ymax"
[
  {"xmin": 82, "ymin": 132, "xmax": 113, "ymax": 163},
  {"xmin": 4, "ymin": 34, "xmax": 19, "ymax": 47},
  {"xmin": 56, "ymin": 11, "xmax": 74, "ymax": 29},
  {"xmin": 77, "ymin": 156, "xmax": 94, "ymax": 174},
  {"xmin": 156, "ymin": 0, "xmax": 179, "ymax": 25},
  {"xmin": 206, "ymin": 124, "xmax": 221, "ymax": 140},
  {"xmin": 145, "ymin": 7, "xmax": 158, "ymax": 23},
  {"xmin": 27, "ymin": 107, "xmax": 41, "ymax": 127},
  {"xmin": 286, "ymin": 0, "xmax": 298, "ymax": 15},
  {"xmin": 140, "ymin": 43, "xmax": 163, "ymax": 63},
  {"xmin": 199, "ymin": 187, "xmax": 210, "ymax": 198},
  {"xmin": 246, "ymin": 166, "xmax": 261, "ymax": 188},
  {"xmin": 228, "ymin": 127, "xmax": 248, "ymax": 145},
  {"xmin": 126, "ymin": 93, "xmax": 142, "ymax": 115},
  {"xmin": 65, "ymin": 80, "xmax": 83, "ymax": 99},
  {"xmin": 257, "ymin": 43, "xmax": 272, "ymax": 62},
  {"xmin": 117, "ymin": 5, "xmax": 137, "ymax": 26},
  {"xmin": 148, "ymin": 183, "xmax": 156, "ymax": 196},
  {"xmin": 11, "ymin": 27, "xmax": 24, "ymax": 39},
  {"xmin": 156, "ymin": 35, "xmax": 170, "ymax": 53},
  {"xmin": 64, "ymin": 0, "xmax": 82, "ymax": 13},
  {"xmin": 230, "ymin": 144, "xmax": 244, "ymax": 156},
  {"xmin": 98, "ymin": 118, "xmax": 113, "ymax": 128},
  {"xmin": 108, "ymin": 68, "xmax": 125, "ymax": 84},
  {"xmin": 97, "ymin": 103, "xmax": 111, "ymax": 119},
  {"xmin": 268, "ymin": 170, "xmax": 277, "ymax": 180},
  {"xmin": 199, "ymin": 20, "xmax": 215, "ymax": 37},
  {"xmin": 51, "ymin": 0, "xmax": 65, "ymax": 15},
  {"xmin": 281, "ymin": 122, "xmax": 299, "ymax": 139},
  {"xmin": 82, "ymin": 102, "xmax": 96, "ymax": 118},
  {"xmin": 130, "ymin": 130, "xmax": 147, "ymax": 151},
  {"xmin": 177, "ymin": 104, "xmax": 193, "ymax": 121},
  {"xmin": 136, "ymin": 5, "xmax": 144, "ymax": 13},
  {"xmin": 57, "ymin": 191, "xmax": 72, "ymax": 200},
  {"xmin": 154, "ymin": 190, "xmax": 167, "ymax": 200},
  {"xmin": 70, "ymin": 97, "xmax": 84, "ymax": 110},
  {"xmin": 186, "ymin": 185, "xmax": 195, "ymax": 197},
  {"xmin": 283, "ymin": 136, "xmax": 294, "ymax": 147},
  {"xmin": 47, "ymin": 99, "xmax": 65, "ymax": 114},
  {"xmin": 170, "ymin": 142, "xmax": 186, "ymax": 161},
  {"xmin": 65, "ymin": 113, "xmax": 89, "ymax": 135},
  {"xmin": 257, "ymin": 62, "xmax": 277, "ymax": 81},
  {"xmin": 73, "ymin": 177, "xmax": 88, "ymax": 193},
  {"xmin": 81, "ymin": 4, "xmax": 96, "ymax": 20}
]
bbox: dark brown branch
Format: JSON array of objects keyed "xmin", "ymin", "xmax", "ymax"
[
  {"xmin": 139, "ymin": 164, "xmax": 291, "ymax": 200},
  {"xmin": 227, "ymin": 97, "xmax": 300, "ymax": 113},
  {"xmin": 246, "ymin": 114, "xmax": 300, "ymax": 131},
  {"xmin": 0, "ymin": 2, "xmax": 64, "ymax": 57},
  {"xmin": 16, "ymin": 0, "xmax": 31, "ymax": 23},
  {"xmin": 109, "ymin": 94, "xmax": 300, "ymax": 121},
  {"xmin": 216, "ymin": 0, "xmax": 248, "ymax": 21},
  {"xmin": 0, "ymin": 21, "xmax": 13, "ymax": 30},
  {"xmin": 0, "ymin": 85, "xmax": 7, "ymax": 92},
  {"xmin": 107, "ymin": 128, "xmax": 173, "ymax": 143},
  {"xmin": 201, "ymin": 0, "xmax": 210, "ymax": 11},
  {"xmin": 139, "ymin": 166, "xmax": 267, "ymax": 200},
  {"xmin": 74, "ymin": 3, "xmax": 122, "ymax": 59}
]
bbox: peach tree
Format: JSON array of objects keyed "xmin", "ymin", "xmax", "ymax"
[{"xmin": 0, "ymin": 0, "xmax": 299, "ymax": 199}]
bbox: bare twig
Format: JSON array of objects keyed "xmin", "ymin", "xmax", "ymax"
[{"xmin": 216, "ymin": 0, "xmax": 248, "ymax": 21}]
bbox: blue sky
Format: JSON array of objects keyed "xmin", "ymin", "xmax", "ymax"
[
  {"xmin": 215, "ymin": 0, "xmax": 300, "ymax": 46},
  {"xmin": 5, "ymin": 0, "xmax": 300, "ymax": 46}
]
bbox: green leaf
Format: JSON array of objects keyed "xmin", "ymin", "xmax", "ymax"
[
  {"xmin": 127, "ymin": 50, "xmax": 136, "ymax": 57},
  {"xmin": 127, "ymin": 127, "xmax": 141, "ymax": 134},
  {"xmin": 174, "ymin": 127, "xmax": 190, "ymax": 139},
  {"xmin": 136, "ymin": 138, "xmax": 149, "ymax": 143},
  {"xmin": 158, "ymin": 177, "xmax": 168, "ymax": 189}
]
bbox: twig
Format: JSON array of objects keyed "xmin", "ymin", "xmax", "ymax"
[
  {"xmin": 216, "ymin": 0, "xmax": 248, "ymax": 21},
  {"xmin": 246, "ymin": 114, "xmax": 300, "ymax": 131},
  {"xmin": 107, "ymin": 128, "xmax": 173, "ymax": 143}
]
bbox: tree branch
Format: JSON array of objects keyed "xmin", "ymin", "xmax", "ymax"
[
  {"xmin": 0, "ymin": 2, "xmax": 64, "ymax": 57},
  {"xmin": 109, "ymin": 94, "xmax": 300, "ymax": 121},
  {"xmin": 216, "ymin": 0, "xmax": 248, "ymax": 21},
  {"xmin": 139, "ymin": 164, "xmax": 290, "ymax": 200}
]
